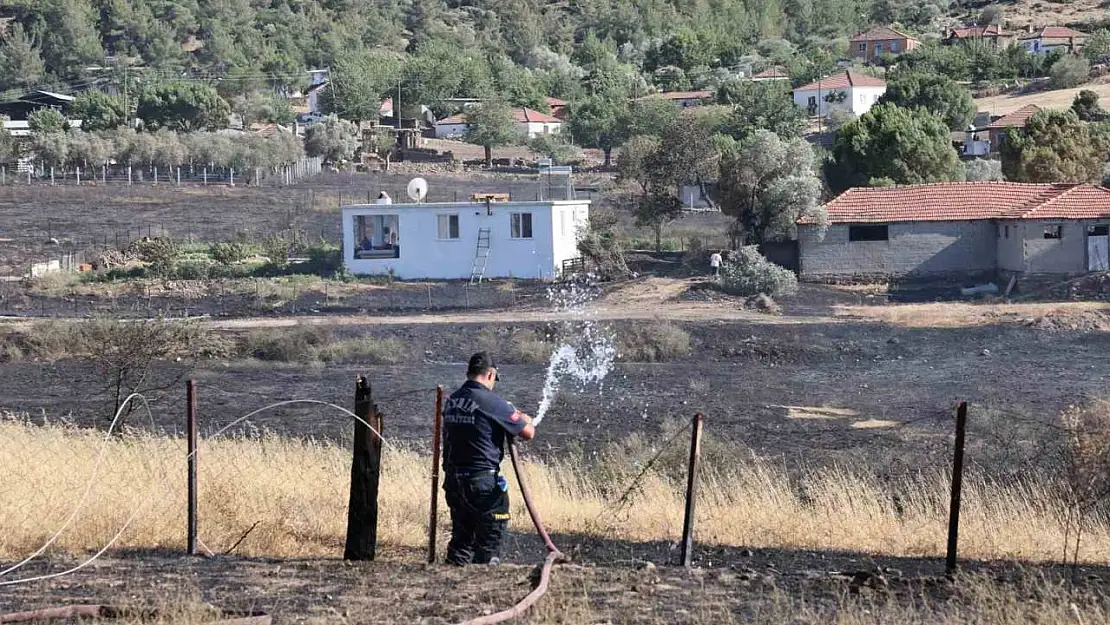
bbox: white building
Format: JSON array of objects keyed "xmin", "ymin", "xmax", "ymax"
[
  {"xmin": 342, "ymin": 199, "xmax": 590, "ymax": 280},
  {"xmin": 434, "ymin": 107, "xmax": 562, "ymax": 140},
  {"xmin": 792, "ymin": 71, "xmax": 887, "ymax": 118},
  {"xmin": 1019, "ymin": 26, "xmax": 1087, "ymax": 54}
]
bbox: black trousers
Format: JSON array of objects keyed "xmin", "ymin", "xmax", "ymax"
[{"xmin": 444, "ymin": 472, "xmax": 510, "ymax": 565}]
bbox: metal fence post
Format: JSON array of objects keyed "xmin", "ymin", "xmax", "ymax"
[
  {"xmin": 187, "ymin": 379, "xmax": 199, "ymax": 556},
  {"xmin": 946, "ymin": 401, "xmax": 969, "ymax": 576},
  {"xmin": 428, "ymin": 386, "xmax": 443, "ymax": 563},
  {"xmin": 680, "ymin": 413, "xmax": 704, "ymax": 567}
]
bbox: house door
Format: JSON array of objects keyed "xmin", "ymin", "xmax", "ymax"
[{"xmin": 1088, "ymin": 225, "xmax": 1110, "ymax": 271}]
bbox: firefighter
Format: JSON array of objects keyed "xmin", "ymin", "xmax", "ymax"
[{"xmin": 441, "ymin": 351, "xmax": 535, "ymax": 565}]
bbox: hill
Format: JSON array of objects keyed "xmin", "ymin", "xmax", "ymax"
[{"xmin": 974, "ymin": 81, "xmax": 1110, "ymax": 115}]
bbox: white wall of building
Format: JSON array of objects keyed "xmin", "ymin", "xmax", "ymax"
[
  {"xmin": 434, "ymin": 122, "xmax": 468, "ymax": 139},
  {"xmin": 435, "ymin": 120, "xmax": 561, "ymax": 140},
  {"xmin": 792, "ymin": 85, "xmax": 886, "ymax": 117},
  {"xmin": 342, "ymin": 200, "xmax": 589, "ymax": 280}
]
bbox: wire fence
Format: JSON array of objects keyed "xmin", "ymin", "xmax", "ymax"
[
  {"xmin": 0, "ymin": 278, "xmax": 537, "ymax": 319},
  {"xmin": 0, "ymin": 158, "xmax": 324, "ymax": 188}
]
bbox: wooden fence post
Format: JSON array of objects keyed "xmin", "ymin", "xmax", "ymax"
[
  {"xmin": 344, "ymin": 376, "xmax": 382, "ymax": 560},
  {"xmin": 187, "ymin": 379, "xmax": 198, "ymax": 556},
  {"xmin": 428, "ymin": 386, "xmax": 444, "ymax": 563},
  {"xmin": 680, "ymin": 413, "xmax": 704, "ymax": 567},
  {"xmin": 946, "ymin": 401, "xmax": 969, "ymax": 576}
]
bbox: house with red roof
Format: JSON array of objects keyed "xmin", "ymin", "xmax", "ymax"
[
  {"xmin": 849, "ymin": 26, "xmax": 921, "ymax": 61},
  {"xmin": 797, "ymin": 182, "xmax": 1110, "ymax": 279},
  {"xmin": 792, "ymin": 71, "xmax": 887, "ymax": 118},
  {"xmin": 1020, "ymin": 26, "xmax": 1087, "ymax": 55},
  {"xmin": 635, "ymin": 90, "xmax": 713, "ymax": 108},
  {"xmin": 944, "ymin": 24, "xmax": 1014, "ymax": 48},
  {"xmin": 434, "ymin": 107, "xmax": 563, "ymax": 139}
]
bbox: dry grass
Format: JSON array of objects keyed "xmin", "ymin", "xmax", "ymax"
[
  {"xmin": 0, "ymin": 418, "xmax": 1106, "ymax": 565},
  {"xmin": 615, "ymin": 322, "xmax": 692, "ymax": 362},
  {"xmin": 834, "ymin": 301, "xmax": 1110, "ymax": 328},
  {"xmin": 974, "ymin": 82, "xmax": 1110, "ymax": 117}
]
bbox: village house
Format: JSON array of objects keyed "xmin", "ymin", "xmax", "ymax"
[
  {"xmin": 636, "ymin": 90, "xmax": 713, "ymax": 108},
  {"xmin": 944, "ymin": 24, "xmax": 1014, "ymax": 47},
  {"xmin": 546, "ymin": 97, "xmax": 568, "ymax": 119},
  {"xmin": 342, "ymin": 197, "xmax": 589, "ymax": 280},
  {"xmin": 751, "ymin": 66, "xmax": 790, "ymax": 82},
  {"xmin": 849, "ymin": 26, "xmax": 921, "ymax": 61},
  {"xmin": 1020, "ymin": 26, "xmax": 1087, "ymax": 54},
  {"xmin": 433, "ymin": 107, "xmax": 562, "ymax": 140},
  {"xmin": 792, "ymin": 71, "xmax": 887, "ymax": 118},
  {"xmin": 964, "ymin": 104, "xmax": 1042, "ymax": 156},
  {"xmin": 797, "ymin": 182, "xmax": 1110, "ymax": 281}
]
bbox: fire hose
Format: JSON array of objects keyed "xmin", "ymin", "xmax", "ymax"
[{"xmin": 455, "ymin": 440, "xmax": 566, "ymax": 625}]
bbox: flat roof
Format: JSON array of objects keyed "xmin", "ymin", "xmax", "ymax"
[{"xmin": 341, "ymin": 200, "xmax": 589, "ymax": 211}]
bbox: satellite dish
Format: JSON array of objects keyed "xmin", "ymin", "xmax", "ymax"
[{"xmin": 407, "ymin": 177, "xmax": 428, "ymax": 203}]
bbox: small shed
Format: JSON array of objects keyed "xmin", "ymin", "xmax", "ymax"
[{"xmin": 342, "ymin": 198, "xmax": 590, "ymax": 280}]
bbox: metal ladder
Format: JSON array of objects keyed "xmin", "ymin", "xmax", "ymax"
[{"xmin": 469, "ymin": 227, "xmax": 492, "ymax": 284}]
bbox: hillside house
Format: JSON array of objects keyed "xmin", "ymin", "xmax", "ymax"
[
  {"xmin": 849, "ymin": 26, "xmax": 921, "ymax": 61},
  {"xmin": 0, "ymin": 90, "xmax": 74, "ymax": 121},
  {"xmin": 546, "ymin": 97, "xmax": 568, "ymax": 119},
  {"xmin": 944, "ymin": 24, "xmax": 1014, "ymax": 48},
  {"xmin": 792, "ymin": 71, "xmax": 887, "ymax": 118},
  {"xmin": 434, "ymin": 108, "xmax": 562, "ymax": 140},
  {"xmin": 1020, "ymin": 26, "xmax": 1087, "ymax": 54},
  {"xmin": 636, "ymin": 90, "xmax": 713, "ymax": 108},
  {"xmin": 797, "ymin": 182, "xmax": 1110, "ymax": 280},
  {"xmin": 751, "ymin": 66, "xmax": 790, "ymax": 82},
  {"xmin": 342, "ymin": 198, "xmax": 589, "ymax": 280},
  {"xmin": 983, "ymin": 104, "xmax": 1041, "ymax": 154}
]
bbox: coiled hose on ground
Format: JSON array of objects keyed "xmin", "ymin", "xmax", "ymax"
[{"xmin": 455, "ymin": 440, "xmax": 566, "ymax": 625}]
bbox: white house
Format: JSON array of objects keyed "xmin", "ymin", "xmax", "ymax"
[
  {"xmin": 792, "ymin": 71, "xmax": 887, "ymax": 118},
  {"xmin": 1020, "ymin": 26, "xmax": 1087, "ymax": 54},
  {"xmin": 342, "ymin": 198, "xmax": 590, "ymax": 280},
  {"xmin": 434, "ymin": 108, "xmax": 562, "ymax": 140}
]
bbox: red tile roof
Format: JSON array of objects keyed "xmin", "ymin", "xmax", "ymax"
[
  {"xmin": 753, "ymin": 65, "xmax": 790, "ymax": 79},
  {"xmin": 436, "ymin": 107, "xmax": 562, "ymax": 126},
  {"xmin": 850, "ymin": 26, "xmax": 919, "ymax": 42},
  {"xmin": 1020, "ymin": 26, "xmax": 1087, "ymax": 40},
  {"xmin": 800, "ymin": 182, "xmax": 1110, "ymax": 224},
  {"xmin": 948, "ymin": 25, "xmax": 1011, "ymax": 39},
  {"xmin": 794, "ymin": 71, "xmax": 887, "ymax": 92},
  {"xmin": 987, "ymin": 104, "xmax": 1042, "ymax": 129},
  {"xmin": 639, "ymin": 90, "xmax": 713, "ymax": 102}
]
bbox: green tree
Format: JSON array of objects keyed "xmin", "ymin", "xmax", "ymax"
[
  {"xmin": 303, "ymin": 115, "xmax": 360, "ymax": 165},
  {"xmin": 28, "ymin": 108, "xmax": 68, "ymax": 134},
  {"xmin": 828, "ymin": 103, "xmax": 962, "ymax": 192},
  {"xmin": 70, "ymin": 92, "xmax": 128, "ymax": 131},
  {"xmin": 718, "ymin": 130, "xmax": 825, "ymax": 246},
  {"xmin": 232, "ymin": 92, "xmax": 297, "ymax": 126},
  {"xmin": 463, "ymin": 99, "xmax": 518, "ymax": 167},
  {"xmin": 38, "ymin": 0, "xmax": 105, "ymax": 80},
  {"xmin": 963, "ymin": 159, "xmax": 1004, "ymax": 181},
  {"xmin": 0, "ymin": 124, "xmax": 15, "ymax": 163},
  {"xmin": 1085, "ymin": 29, "xmax": 1110, "ymax": 63},
  {"xmin": 716, "ymin": 79, "xmax": 805, "ymax": 140},
  {"xmin": 1072, "ymin": 90, "xmax": 1107, "ymax": 122},
  {"xmin": 564, "ymin": 96, "xmax": 630, "ymax": 167},
  {"xmin": 136, "ymin": 83, "xmax": 231, "ymax": 132},
  {"xmin": 321, "ymin": 49, "xmax": 403, "ymax": 122},
  {"xmin": 1049, "ymin": 55, "xmax": 1089, "ymax": 89},
  {"xmin": 878, "ymin": 71, "xmax": 976, "ymax": 130},
  {"xmin": 1000, "ymin": 109, "xmax": 1102, "ymax": 183},
  {"xmin": 0, "ymin": 24, "xmax": 47, "ymax": 90},
  {"xmin": 624, "ymin": 98, "xmax": 681, "ymax": 139}
]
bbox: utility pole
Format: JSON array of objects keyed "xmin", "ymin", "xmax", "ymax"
[{"xmin": 396, "ymin": 78, "xmax": 402, "ymax": 130}]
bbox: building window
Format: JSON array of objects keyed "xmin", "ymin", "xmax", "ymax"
[
  {"xmin": 1044, "ymin": 224, "xmax": 1063, "ymax": 240},
  {"xmin": 874, "ymin": 42, "xmax": 883, "ymax": 55},
  {"xmin": 1004, "ymin": 225, "xmax": 1010, "ymax": 239},
  {"xmin": 858, "ymin": 42, "xmax": 866, "ymax": 51},
  {"xmin": 354, "ymin": 214, "xmax": 400, "ymax": 259},
  {"xmin": 1089, "ymin": 225, "xmax": 1110, "ymax": 236},
  {"xmin": 511, "ymin": 212, "xmax": 533, "ymax": 239},
  {"xmin": 437, "ymin": 214, "xmax": 459, "ymax": 240},
  {"xmin": 848, "ymin": 224, "xmax": 889, "ymax": 241},
  {"xmin": 890, "ymin": 41, "xmax": 900, "ymax": 52}
]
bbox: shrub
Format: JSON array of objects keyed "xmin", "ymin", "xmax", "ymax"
[
  {"xmin": 209, "ymin": 241, "xmax": 252, "ymax": 266},
  {"xmin": 171, "ymin": 262, "xmax": 208, "ymax": 280},
  {"xmin": 717, "ymin": 246, "xmax": 798, "ymax": 298},
  {"xmin": 300, "ymin": 241, "xmax": 343, "ymax": 275},
  {"xmin": 617, "ymin": 322, "xmax": 692, "ymax": 362},
  {"xmin": 963, "ymin": 159, "xmax": 1004, "ymax": 181},
  {"xmin": 261, "ymin": 235, "xmax": 291, "ymax": 269},
  {"xmin": 1050, "ymin": 56, "xmax": 1089, "ymax": 89},
  {"xmin": 241, "ymin": 325, "xmax": 332, "ymax": 362},
  {"xmin": 133, "ymin": 237, "xmax": 178, "ymax": 275},
  {"xmin": 313, "ymin": 337, "xmax": 407, "ymax": 364}
]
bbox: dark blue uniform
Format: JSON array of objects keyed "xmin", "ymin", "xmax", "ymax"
[{"xmin": 442, "ymin": 380, "xmax": 526, "ymax": 565}]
